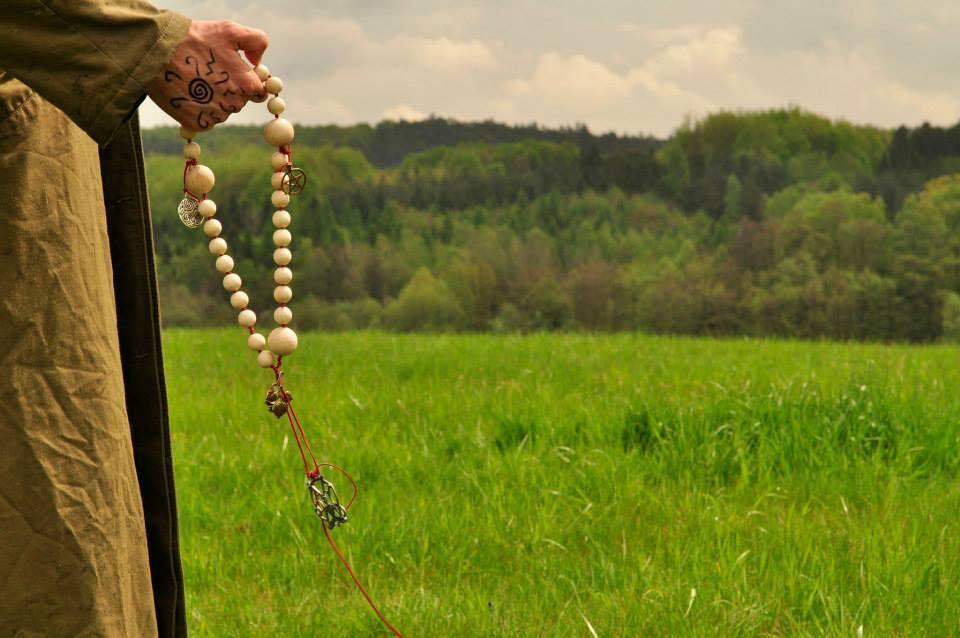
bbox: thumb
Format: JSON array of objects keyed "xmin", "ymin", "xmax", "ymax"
[{"xmin": 232, "ymin": 24, "xmax": 269, "ymax": 65}]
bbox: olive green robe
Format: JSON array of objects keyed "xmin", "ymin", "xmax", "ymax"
[{"xmin": 0, "ymin": 2, "xmax": 191, "ymax": 636}]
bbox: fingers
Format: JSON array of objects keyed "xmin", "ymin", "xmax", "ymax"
[
  {"xmin": 215, "ymin": 43, "xmax": 266, "ymax": 101},
  {"xmin": 229, "ymin": 23, "xmax": 269, "ymax": 66},
  {"xmin": 234, "ymin": 68, "xmax": 265, "ymax": 99}
]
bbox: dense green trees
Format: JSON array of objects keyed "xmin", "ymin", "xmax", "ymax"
[{"xmin": 148, "ymin": 110, "xmax": 960, "ymax": 341}]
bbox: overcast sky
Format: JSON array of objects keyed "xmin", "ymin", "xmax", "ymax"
[{"xmin": 140, "ymin": 0, "xmax": 960, "ymax": 137}]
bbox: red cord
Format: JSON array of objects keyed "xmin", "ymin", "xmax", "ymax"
[
  {"xmin": 322, "ymin": 524, "xmax": 405, "ymax": 638},
  {"xmin": 270, "ymin": 368, "xmax": 404, "ymax": 636}
]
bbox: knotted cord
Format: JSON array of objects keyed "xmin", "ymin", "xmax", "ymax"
[
  {"xmin": 269, "ymin": 361, "xmax": 404, "ymax": 637},
  {"xmin": 179, "ymin": 61, "xmax": 404, "ymax": 635}
]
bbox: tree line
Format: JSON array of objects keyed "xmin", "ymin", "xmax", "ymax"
[{"xmin": 146, "ymin": 109, "xmax": 960, "ymax": 341}]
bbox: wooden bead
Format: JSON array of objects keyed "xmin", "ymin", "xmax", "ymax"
[
  {"xmin": 264, "ymin": 118, "xmax": 295, "ymax": 147},
  {"xmin": 265, "ymin": 76, "xmax": 284, "ymax": 95},
  {"xmin": 209, "ymin": 237, "xmax": 227, "ymax": 255},
  {"xmin": 198, "ymin": 199, "xmax": 217, "ymax": 218},
  {"xmin": 215, "ymin": 254, "xmax": 234, "ymax": 273},
  {"xmin": 271, "ymin": 190, "xmax": 290, "ymax": 209},
  {"xmin": 272, "ymin": 210, "xmax": 291, "ymax": 228},
  {"xmin": 247, "ymin": 332, "xmax": 266, "ymax": 351},
  {"xmin": 203, "ymin": 218, "xmax": 222, "ymax": 238},
  {"xmin": 254, "ymin": 64, "xmax": 271, "ymax": 81},
  {"xmin": 183, "ymin": 142, "xmax": 201, "ymax": 160},
  {"xmin": 273, "ymin": 229, "xmax": 292, "ymax": 247},
  {"xmin": 238, "ymin": 309, "xmax": 257, "ymax": 327},
  {"xmin": 274, "ymin": 286, "xmax": 293, "ymax": 303},
  {"xmin": 274, "ymin": 267, "xmax": 293, "ymax": 285},
  {"xmin": 274, "ymin": 306, "xmax": 293, "ymax": 325},
  {"xmin": 273, "ymin": 248, "xmax": 292, "ymax": 266},
  {"xmin": 271, "ymin": 172, "xmax": 286, "ymax": 190},
  {"xmin": 230, "ymin": 291, "xmax": 249, "ymax": 310},
  {"xmin": 267, "ymin": 327, "xmax": 298, "ymax": 356},
  {"xmin": 268, "ymin": 97, "xmax": 286, "ymax": 115},
  {"xmin": 257, "ymin": 350, "xmax": 275, "ymax": 368},
  {"xmin": 271, "ymin": 152, "xmax": 289, "ymax": 170},
  {"xmin": 223, "ymin": 273, "xmax": 242, "ymax": 292},
  {"xmin": 179, "ymin": 126, "xmax": 198, "ymax": 140},
  {"xmin": 186, "ymin": 164, "xmax": 215, "ymax": 194}
]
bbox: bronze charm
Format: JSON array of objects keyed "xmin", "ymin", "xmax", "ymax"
[{"xmin": 282, "ymin": 166, "xmax": 307, "ymax": 195}]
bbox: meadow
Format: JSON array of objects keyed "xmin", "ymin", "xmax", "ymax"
[{"xmin": 164, "ymin": 330, "xmax": 960, "ymax": 636}]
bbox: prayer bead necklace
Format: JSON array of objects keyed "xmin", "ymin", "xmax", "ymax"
[
  {"xmin": 179, "ymin": 63, "xmax": 302, "ymax": 377},
  {"xmin": 174, "ymin": 64, "xmax": 404, "ymax": 637}
]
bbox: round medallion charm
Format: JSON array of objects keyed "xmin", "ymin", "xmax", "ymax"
[
  {"xmin": 282, "ymin": 167, "xmax": 307, "ymax": 195},
  {"xmin": 178, "ymin": 197, "xmax": 203, "ymax": 228}
]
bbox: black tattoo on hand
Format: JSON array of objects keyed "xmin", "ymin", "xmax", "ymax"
[{"xmin": 167, "ymin": 49, "xmax": 237, "ymax": 120}]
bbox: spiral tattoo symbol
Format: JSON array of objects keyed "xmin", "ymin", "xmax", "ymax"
[
  {"xmin": 167, "ymin": 49, "xmax": 235, "ymax": 129},
  {"xmin": 188, "ymin": 78, "xmax": 214, "ymax": 104}
]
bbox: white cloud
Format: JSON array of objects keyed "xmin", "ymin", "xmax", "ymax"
[
  {"xmin": 140, "ymin": 1, "xmax": 960, "ymax": 137},
  {"xmin": 506, "ymin": 53, "xmax": 634, "ymax": 106},
  {"xmin": 645, "ymin": 26, "xmax": 743, "ymax": 76},
  {"xmin": 381, "ymin": 104, "xmax": 428, "ymax": 121},
  {"xmin": 412, "ymin": 37, "xmax": 497, "ymax": 73}
]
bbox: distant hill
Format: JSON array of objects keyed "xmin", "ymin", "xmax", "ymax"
[
  {"xmin": 147, "ymin": 107, "xmax": 960, "ymax": 341},
  {"xmin": 141, "ymin": 116, "xmax": 662, "ymax": 167}
]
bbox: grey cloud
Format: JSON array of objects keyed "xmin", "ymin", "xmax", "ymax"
[{"xmin": 144, "ymin": 1, "xmax": 960, "ymax": 136}]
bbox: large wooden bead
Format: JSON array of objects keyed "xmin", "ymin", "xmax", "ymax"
[
  {"xmin": 248, "ymin": 332, "xmax": 266, "ymax": 351},
  {"xmin": 272, "ymin": 210, "xmax": 291, "ymax": 228},
  {"xmin": 179, "ymin": 126, "xmax": 198, "ymax": 140},
  {"xmin": 183, "ymin": 142, "xmax": 201, "ymax": 160},
  {"xmin": 271, "ymin": 190, "xmax": 290, "ymax": 209},
  {"xmin": 274, "ymin": 248, "xmax": 292, "ymax": 265},
  {"xmin": 230, "ymin": 291, "xmax": 249, "ymax": 310},
  {"xmin": 198, "ymin": 199, "xmax": 217, "ymax": 218},
  {"xmin": 265, "ymin": 76, "xmax": 284, "ymax": 95},
  {"xmin": 215, "ymin": 254, "xmax": 234, "ymax": 273},
  {"xmin": 223, "ymin": 273, "xmax": 242, "ymax": 292},
  {"xmin": 268, "ymin": 97, "xmax": 286, "ymax": 115},
  {"xmin": 271, "ymin": 152, "xmax": 289, "ymax": 170},
  {"xmin": 264, "ymin": 118, "xmax": 295, "ymax": 147},
  {"xmin": 186, "ymin": 164, "xmax": 215, "ymax": 194},
  {"xmin": 254, "ymin": 64, "xmax": 270, "ymax": 81},
  {"xmin": 274, "ymin": 286, "xmax": 293, "ymax": 303},
  {"xmin": 203, "ymin": 218, "xmax": 222, "ymax": 238},
  {"xmin": 267, "ymin": 327, "xmax": 298, "ymax": 356},
  {"xmin": 209, "ymin": 237, "xmax": 227, "ymax": 255},
  {"xmin": 273, "ymin": 229, "xmax": 292, "ymax": 247},
  {"xmin": 257, "ymin": 350, "xmax": 276, "ymax": 368},
  {"xmin": 274, "ymin": 267, "xmax": 293, "ymax": 285},
  {"xmin": 238, "ymin": 309, "xmax": 257, "ymax": 327},
  {"xmin": 274, "ymin": 306, "xmax": 293, "ymax": 325}
]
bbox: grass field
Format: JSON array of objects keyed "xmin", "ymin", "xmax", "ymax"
[{"xmin": 163, "ymin": 330, "xmax": 960, "ymax": 637}]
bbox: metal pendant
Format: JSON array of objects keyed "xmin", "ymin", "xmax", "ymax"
[
  {"xmin": 282, "ymin": 166, "xmax": 307, "ymax": 196},
  {"xmin": 178, "ymin": 197, "xmax": 203, "ymax": 228},
  {"xmin": 307, "ymin": 474, "xmax": 349, "ymax": 528},
  {"xmin": 265, "ymin": 382, "xmax": 292, "ymax": 418}
]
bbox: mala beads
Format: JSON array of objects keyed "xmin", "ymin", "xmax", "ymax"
[
  {"xmin": 172, "ymin": 63, "xmax": 405, "ymax": 638},
  {"xmin": 178, "ymin": 63, "xmax": 306, "ymax": 385}
]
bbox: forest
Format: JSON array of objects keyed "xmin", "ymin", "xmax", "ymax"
[{"xmin": 145, "ymin": 109, "xmax": 960, "ymax": 341}]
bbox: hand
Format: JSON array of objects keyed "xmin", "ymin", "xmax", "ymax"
[{"xmin": 147, "ymin": 20, "xmax": 269, "ymax": 132}]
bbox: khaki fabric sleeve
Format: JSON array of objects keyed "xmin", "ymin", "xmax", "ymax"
[{"xmin": 0, "ymin": 1, "xmax": 190, "ymax": 145}]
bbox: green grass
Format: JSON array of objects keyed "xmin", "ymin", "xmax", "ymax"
[{"xmin": 163, "ymin": 330, "xmax": 960, "ymax": 636}]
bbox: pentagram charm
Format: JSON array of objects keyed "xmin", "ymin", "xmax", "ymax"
[
  {"xmin": 282, "ymin": 167, "xmax": 307, "ymax": 195},
  {"xmin": 177, "ymin": 197, "xmax": 203, "ymax": 228},
  {"xmin": 307, "ymin": 474, "xmax": 349, "ymax": 529}
]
